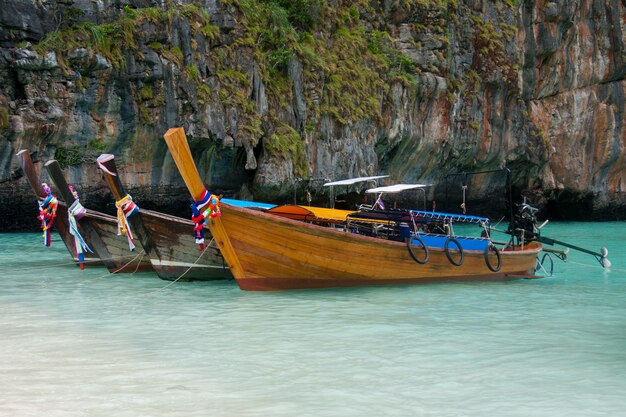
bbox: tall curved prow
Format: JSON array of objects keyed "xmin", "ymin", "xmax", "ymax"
[
  {"xmin": 45, "ymin": 161, "xmax": 153, "ymax": 273},
  {"xmin": 15, "ymin": 149, "xmax": 98, "ymax": 267},
  {"xmin": 16, "ymin": 150, "xmax": 46, "ymax": 199},
  {"xmin": 96, "ymin": 153, "xmax": 230, "ymax": 280},
  {"xmin": 96, "ymin": 154, "xmax": 156, "ymax": 258},
  {"xmin": 44, "ymin": 159, "xmax": 118, "ymax": 271},
  {"xmin": 45, "ymin": 159, "xmax": 116, "ymax": 270},
  {"xmin": 163, "ymin": 127, "xmax": 244, "ymax": 278}
]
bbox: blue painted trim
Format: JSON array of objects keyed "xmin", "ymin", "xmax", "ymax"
[
  {"xmin": 415, "ymin": 234, "xmax": 490, "ymax": 251},
  {"xmin": 222, "ymin": 198, "xmax": 275, "ymax": 209}
]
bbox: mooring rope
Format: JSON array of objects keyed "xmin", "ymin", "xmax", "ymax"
[
  {"xmin": 0, "ymin": 251, "xmax": 144, "ymax": 274},
  {"xmin": 567, "ymin": 259, "xmax": 626, "ymax": 273},
  {"xmin": 492, "ymin": 216, "xmax": 506, "ymax": 229},
  {"xmin": 85, "ymin": 250, "xmax": 148, "ymax": 281},
  {"xmin": 460, "ymin": 185, "xmax": 467, "ymax": 214},
  {"xmin": 0, "ymin": 258, "xmax": 98, "ymax": 273},
  {"xmin": 144, "ymin": 238, "xmax": 214, "ymax": 295},
  {"xmin": 107, "ymin": 249, "xmax": 147, "ymax": 275},
  {"xmin": 130, "ymin": 250, "xmax": 147, "ymax": 274}
]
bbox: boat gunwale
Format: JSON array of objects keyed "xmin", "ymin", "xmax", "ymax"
[
  {"xmin": 84, "ymin": 208, "xmax": 117, "ymax": 221},
  {"xmin": 139, "ymin": 208, "xmax": 193, "ymax": 225},
  {"xmin": 220, "ymin": 202, "xmax": 542, "ymax": 255}
]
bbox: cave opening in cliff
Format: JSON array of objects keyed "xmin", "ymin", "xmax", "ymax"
[
  {"xmin": 8, "ymin": 68, "xmax": 27, "ymax": 101},
  {"xmin": 544, "ymin": 190, "xmax": 596, "ymax": 221}
]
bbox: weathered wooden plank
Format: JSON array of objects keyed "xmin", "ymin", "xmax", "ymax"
[
  {"xmin": 16, "ymin": 150, "xmax": 101, "ymax": 266},
  {"xmin": 45, "ymin": 160, "xmax": 153, "ymax": 273},
  {"xmin": 96, "ymin": 153, "xmax": 231, "ymax": 281}
]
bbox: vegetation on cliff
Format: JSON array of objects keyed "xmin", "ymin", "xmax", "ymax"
[
  {"xmin": 1, "ymin": 0, "xmax": 622, "ymax": 220},
  {"xmin": 23, "ymin": 0, "xmax": 520, "ymax": 176}
]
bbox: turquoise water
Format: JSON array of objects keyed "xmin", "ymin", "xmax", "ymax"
[{"xmin": 1, "ymin": 222, "xmax": 625, "ymax": 416}]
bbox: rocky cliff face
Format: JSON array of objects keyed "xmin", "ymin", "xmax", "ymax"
[{"xmin": 0, "ymin": 0, "xmax": 624, "ymax": 231}]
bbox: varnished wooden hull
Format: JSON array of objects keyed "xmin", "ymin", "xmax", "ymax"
[
  {"xmin": 210, "ymin": 203, "xmax": 542, "ymax": 291},
  {"xmin": 137, "ymin": 208, "xmax": 231, "ymax": 280}
]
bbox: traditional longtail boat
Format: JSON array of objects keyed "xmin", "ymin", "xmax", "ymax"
[
  {"xmin": 96, "ymin": 154, "xmax": 231, "ymax": 281},
  {"xmin": 163, "ymin": 127, "xmax": 544, "ymax": 291},
  {"xmin": 44, "ymin": 159, "xmax": 153, "ymax": 273},
  {"xmin": 16, "ymin": 150, "xmax": 102, "ymax": 268}
]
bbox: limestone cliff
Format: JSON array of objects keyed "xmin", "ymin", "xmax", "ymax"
[{"xmin": 0, "ymin": 0, "xmax": 624, "ymax": 230}]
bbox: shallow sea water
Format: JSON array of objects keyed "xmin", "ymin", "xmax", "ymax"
[{"xmin": 0, "ymin": 222, "xmax": 625, "ymax": 417}]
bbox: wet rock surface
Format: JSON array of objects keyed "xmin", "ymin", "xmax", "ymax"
[{"xmin": 0, "ymin": 0, "xmax": 624, "ymax": 231}]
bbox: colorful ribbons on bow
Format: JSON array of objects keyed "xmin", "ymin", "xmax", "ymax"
[
  {"xmin": 68, "ymin": 195, "xmax": 92, "ymax": 267},
  {"xmin": 115, "ymin": 194, "xmax": 138, "ymax": 251},
  {"xmin": 190, "ymin": 189, "xmax": 221, "ymax": 250},
  {"xmin": 38, "ymin": 183, "xmax": 58, "ymax": 247}
]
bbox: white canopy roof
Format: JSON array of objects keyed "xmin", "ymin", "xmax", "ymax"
[
  {"xmin": 323, "ymin": 175, "xmax": 389, "ymax": 187},
  {"xmin": 365, "ymin": 184, "xmax": 429, "ymax": 194}
]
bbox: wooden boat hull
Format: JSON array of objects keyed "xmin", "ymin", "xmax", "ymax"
[
  {"xmin": 138, "ymin": 208, "xmax": 231, "ymax": 280},
  {"xmin": 83, "ymin": 209, "xmax": 154, "ymax": 273},
  {"xmin": 16, "ymin": 150, "xmax": 103, "ymax": 266},
  {"xmin": 42, "ymin": 159, "xmax": 153, "ymax": 274},
  {"xmin": 210, "ymin": 203, "xmax": 542, "ymax": 291},
  {"xmin": 46, "ymin": 201, "xmax": 104, "ymax": 266},
  {"xmin": 95, "ymin": 153, "xmax": 230, "ymax": 281}
]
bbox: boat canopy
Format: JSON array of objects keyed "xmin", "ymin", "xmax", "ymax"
[
  {"xmin": 348, "ymin": 208, "xmax": 489, "ymax": 225},
  {"xmin": 323, "ymin": 175, "xmax": 389, "ymax": 187},
  {"xmin": 409, "ymin": 209, "xmax": 488, "ymax": 224},
  {"xmin": 366, "ymin": 184, "xmax": 429, "ymax": 194},
  {"xmin": 267, "ymin": 205, "xmax": 356, "ymax": 223}
]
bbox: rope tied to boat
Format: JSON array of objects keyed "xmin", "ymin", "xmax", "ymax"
[
  {"xmin": 37, "ymin": 183, "xmax": 58, "ymax": 247},
  {"xmin": 115, "ymin": 194, "xmax": 138, "ymax": 251},
  {"xmin": 145, "ymin": 239, "xmax": 214, "ymax": 295},
  {"xmin": 409, "ymin": 211, "xmax": 419, "ymax": 234},
  {"xmin": 479, "ymin": 220, "xmax": 491, "ymax": 241},
  {"xmin": 460, "ymin": 184, "xmax": 467, "ymax": 214},
  {"xmin": 67, "ymin": 191, "xmax": 92, "ymax": 265},
  {"xmin": 190, "ymin": 189, "xmax": 221, "ymax": 249}
]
